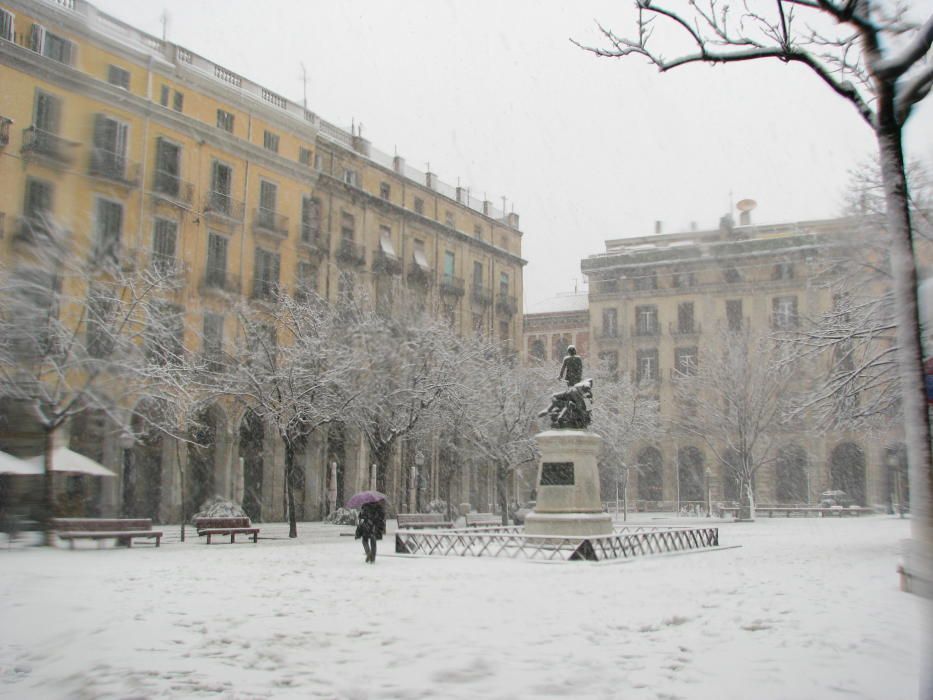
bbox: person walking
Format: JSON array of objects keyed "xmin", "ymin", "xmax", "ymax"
[{"xmin": 355, "ymin": 501, "xmax": 386, "ymax": 563}]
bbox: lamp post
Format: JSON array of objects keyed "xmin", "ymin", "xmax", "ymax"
[
  {"xmin": 705, "ymin": 467, "xmax": 712, "ymax": 518},
  {"xmin": 119, "ymin": 432, "xmax": 135, "ymax": 518},
  {"xmin": 414, "ymin": 451, "xmax": 424, "ymax": 513}
]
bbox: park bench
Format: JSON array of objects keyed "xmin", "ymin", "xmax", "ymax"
[
  {"xmin": 718, "ymin": 505, "xmax": 872, "ymax": 519},
  {"xmin": 396, "ymin": 513, "xmax": 454, "ymax": 529},
  {"xmin": 194, "ymin": 516, "xmax": 260, "ymax": 544},
  {"xmin": 465, "ymin": 512, "xmax": 502, "ymax": 527},
  {"xmin": 52, "ymin": 518, "xmax": 163, "ymax": 548}
]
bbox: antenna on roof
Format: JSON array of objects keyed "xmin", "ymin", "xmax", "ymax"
[
  {"xmin": 160, "ymin": 10, "xmax": 169, "ymax": 42},
  {"xmin": 299, "ymin": 62, "xmax": 308, "ymax": 108}
]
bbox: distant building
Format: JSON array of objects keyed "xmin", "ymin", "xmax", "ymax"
[
  {"xmin": 523, "ymin": 292, "xmax": 589, "ymax": 367},
  {"xmin": 582, "ymin": 214, "xmax": 910, "ymax": 510},
  {"xmin": 0, "ymin": 0, "xmax": 525, "ymax": 521}
]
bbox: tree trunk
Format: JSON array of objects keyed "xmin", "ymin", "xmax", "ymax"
[
  {"xmin": 283, "ymin": 432, "xmax": 298, "ymax": 538},
  {"xmin": 876, "ymin": 118, "xmax": 933, "ymax": 598},
  {"xmin": 43, "ymin": 427, "xmax": 55, "ymax": 546},
  {"xmin": 496, "ymin": 463, "xmax": 510, "ymax": 525}
]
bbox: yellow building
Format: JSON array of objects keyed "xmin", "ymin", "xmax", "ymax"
[
  {"xmin": 0, "ymin": 0, "xmax": 525, "ymax": 521},
  {"xmin": 581, "ymin": 214, "xmax": 909, "ymax": 511}
]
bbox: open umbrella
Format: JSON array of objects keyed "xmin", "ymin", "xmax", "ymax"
[
  {"xmin": 25, "ymin": 447, "xmax": 117, "ymax": 477},
  {"xmin": 0, "ymin": 450, "xmax": 40, "ymax": 476},
  {"xmin": 345, "ymin": 490, "xmax": 387, "ymax": 509}
]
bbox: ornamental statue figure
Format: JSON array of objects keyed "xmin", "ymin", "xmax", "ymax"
[
  {"xmin": 538, "ymin": 378, "xmax": 594, "ymax": 430},
  {"xmin": 558, "ymin": 345, "xmax": 583, "ymax": 387}
]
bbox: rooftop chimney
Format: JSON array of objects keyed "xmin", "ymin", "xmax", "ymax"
[{"xmin": 654, "ymin": 220, "xmax": 662, "ymax": 234}]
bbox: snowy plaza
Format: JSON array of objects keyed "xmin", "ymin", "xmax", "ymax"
[{"xmin": 0, "ymin": 514, "xmax": 927, "ymax": 700}]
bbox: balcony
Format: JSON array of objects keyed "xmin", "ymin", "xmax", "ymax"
[
  {"xmin": 596, "ymin": 328, "xmax": 622, "ymax": 343},
  {"xmin": 372, "ymin": 249, "xmax": 402, "ymax": 275},
  {"xmin": 203, "ymin": 191, "xmax": 245, "ymax": 222},
  {"xmin": 88, "ymin": 148, "xmax": 140, "ymax": 187},
  {"xmin": 669, "ymin": 321, "xmax": 702, "ymax": 337},
  {"xmin": 14, "ymin": 216, "xmax": 53, "ymax": 245},
  {"xmin": 299, "ymin": 229, "xmax": 330, "ymax": 255},
  {"xmin": 253, "ymin": 208, "xmax": 289, "ymax": 238},
  {"xmin": 152, "ymin": 170, "xmax": 194, "ymax": 206},
  {"xmin": 336, "ymin": 238, "xmax": 366, "ymax": 267},
  {"xmin": 632, "ymin": 324, "xmax": 660, "ymax": 338},
  {"xmin": 198, "ymin": 273, "xmax": 240, "ymax": 297},
  {"xmin": 407, "ymin": 263, "xmax": 432, "ymax": 286},
  {"xmin": 251, "ymin": 278, "xmax": 280, "ymax": 301},
  {"xmin": 439, "ymin": 275, "xmax": 465, "ymax": 298},
  {"xmin": 470, "ymin": 286, "xmax": 493, "ymax": 307},
  {"xmin": 21, "ymin": 127, "xmax": 77, "ymax": 166},
  {"xmin": 495, "ymin": 293, "xmax": 517, "ymax": 316}
]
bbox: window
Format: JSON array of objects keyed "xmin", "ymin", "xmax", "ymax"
[
  {"xmin": 723, "ymin": 265, "xmax": 742, "ymax": 283},
  {"xmin": 205, "ymin": 233, "xmax": 228, "ymax": 288},
  {"xmin": 634, "ymin": 270, "xmax": 657, "ymax": 291},
  {"xmin": 772, "ymin": 296, "xmax": 799, "ymax": 329},
  {"xmin": 86, "ymin": 286, "xmax": 114, "ymax": 359},
  {"xmin": 474, "ymin": 224, "xmax": 483, "ymax": 240},
  {"xmin": 253, "ymin": 248, "xmax": 280, "ymax": 299},
  {"xmin": 833, "ymin": 292, "xmax": 851, "ymax": 323},
  {"xmin": 635, "ymin": 305, "xmax": 658, "ymax": 335},
  {"xmin": 677, "ymin": 302, "xmax": 695, "ymax": 334},
  {"xmin": 107, "ymin": 65, "xmax": 130, "ymax": 90},
  {"xmin": 773, "ymin": 262, "xmax": 794, "ymax": 280},
  {"xmin": 343, "ymin": 169, "xmax": 357, "ymax": 186},
  {"xmin": 301, "ymin": 197, "xmax": 322, "ymax": 243},
  {"xmin": 160, "ymin": 85, "xmax": 170, "ymax": 107},
  {"xmin": 602, "ymin": 308, "xmax": 618, "ymax": 337},
  {"xmin": 636, "ymin": 348, "xmax": 659, "ymax": 383},
  {"xmin": 444, "ymin": 250, "xmax": 455, "ymax": 280},
  {"xmin": 0, "ymin": 9, "xmax": 14, "ymax": 42},
  {"xmin": 499, "ymin": 271, "xmax": 509, "ymax": 296},
  {"xmin": 378, "ymin": 225, "xmax": 397, "ymax": 258},
  {"xmin": 210, "ymin": 161, "xmax": 233, "ymax": 214},
  {"xmin": 94, "ymin": 199, "xmax": 123, "ymax": 262},
  {"xmin": 445, "ymin": 210, "xmax": 455, "ymax": 227},
  {"xmin": 258, "ymin": 181, "xmax": 277, "ymax": 229},
  {"xmin": 152, "ymin": 219, "xmax": 177, "ymax": 272},
  {"xmin": 154, "ymin": 138, "xmax": 181, "ymax": 196},
  {"xmin": 672, "ymin": 269, "xmax": 696, "ymax": 288},
  {"xmin": 313, "ymin": 152, "xmax": 323, "ymax": 171},
  {"xmin": 379, "ymin": 182, "xmax": 390, "ymax": 200},
  {"xmin": 34, "ymin": 89, "xmax": 61, "ymax": 135},
  {"xmin": 263, "ymin": 130, "xmax": 279, "ymax": 153},
  {"xmin": 172, "ymin": 90, "xmax": 184, "ymax": 112},
  {"xmin": 296, "ymin": 261, "xmax": 318, "ymax": 298},
  {"xmin": 726, "ymin": 299, "xmax": 743, "ymax": 331},
  {"xmin": 414, "ymin": 197, "xmax": 424, "ymax": 215},
  {"xmin": 216, "ymin": 109, "xmax": 234, "ymax": 133},
  {"xmin": 23, "ymin": 178, "xmax": 53, "ymax": 222},
  {"xmin": 675, "ymin": 347, "xmax": 698, "ymax": 375},
  {"xmin": 340, "ymin": 211, "xmax": 355, "ymax": 240},
  {"xmin": 472, "ymin": 261, "xmax": 483, "ymax": 290},
  {"xmin": 499, "ymin": 320, "xmax": 510, "ymax": 345},
  {"xmin": 31, "ymin": 24, "xmax": 73, "ymax": 64},
  {"xmin": 203, "ymin": 313, "xmax": 224, "ymax": 369},
  {"xmin": 91, "ymin": 114, "xmax": 128, "ymax": 178},
  {"xmin": 299, "ymin": 147, "xmax": 312, "ymax": 165}
]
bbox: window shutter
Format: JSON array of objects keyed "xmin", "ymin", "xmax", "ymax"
[{"xmin": 30, "ymin": 23, "xmax": 45, "ymax": 54}]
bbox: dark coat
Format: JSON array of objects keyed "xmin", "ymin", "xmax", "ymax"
[{"xmin": 355, "ymin": 502, "xmax": 386, "ymax": 540}]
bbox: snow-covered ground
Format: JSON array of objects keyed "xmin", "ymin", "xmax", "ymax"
[{"xmin": 0, "ymin": 514, "xmax": 928, "ymax": 700}]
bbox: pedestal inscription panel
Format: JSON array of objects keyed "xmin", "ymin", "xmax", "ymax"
[{"xmin": 541, "ymin": 462, "xmax": 574, "ymax": 485}]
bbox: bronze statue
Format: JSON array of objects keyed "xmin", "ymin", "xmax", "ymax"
[
  {"xmin": 558, "ymin": 345, "xmax": 583, "ymax": 387},
  {"xmin": 539, "ymin": 378, "xmax": 594, "ymax": 430}
]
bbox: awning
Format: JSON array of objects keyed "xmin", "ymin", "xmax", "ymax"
[
  {"xmin": 413, "ymin": 243, "xmax": 431, "ymax": 270},
  {"xmin": 380, "ymin": 229, "xmax": 398, "ymax": 258},
  {"xmin": 0, "ymin": 450, "xmax": 41, "ymax": 476},
  {"xmin": 25, "ymin": 447, "xmax": 117, "ymax": 477}
]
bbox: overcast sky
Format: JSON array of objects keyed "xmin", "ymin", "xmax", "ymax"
[{"xmin": 91, "ymin": 0, "xmax": 933, "ymax": 310}]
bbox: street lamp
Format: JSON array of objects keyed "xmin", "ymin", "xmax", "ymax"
[
  {"xmin": 705, "ymin": 467, "xmax": 712, "ymax": 518},
  {"xmin": 119, "ymin": 432, "xmax": 135, "ymax": 518}
]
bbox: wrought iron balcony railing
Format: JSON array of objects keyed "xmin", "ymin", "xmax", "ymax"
[
  {"xmin": 89, "ymin": 148, "xmax": 140, "ymax": 186},
  {"xmin": 440, "ymin": 275, "xmax": 465, "ymax": 297},
  {"xmin": 336, "ymin": 238, "xmax": 366, "ymax": 267},
  {"xmin": 669, "ymin": 320, "xmax": 702, "ymax": 336},
  {"xmin": 21, "ymin": 127, "xmax": 77, "ymax": 165},
  {"xmin": 471, "ymin": 286, "xmax": 493, "ymax": 306},
  {"xmin": 204, "ymin": 191, "xmax": 245, "ymax": 221},
  {"xmin": 299, "ymin": 229, "xmax": 330, "ymax": 254},
  {"xmin": 632, "ymin": 323, "xmax": 660, "ymax": 338},
  {"xmin": 372, "ymin": 249, "xmax": 402, "ymax": 275},
  {"xmin": 152, "ymin": 169, "xmax": 194, "ymax": 205},
  {"xmin": 496, "ymin": 293, "xmax": 517, "ymax": 316},
  {"xmin": 253, "ymin": 208, "xmax": 289, "ymax": 237}
]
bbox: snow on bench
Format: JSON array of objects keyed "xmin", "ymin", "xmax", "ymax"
[
  {"xmin": 464, "ymin": 512, "xmax": 501, "ymax": 527},
  {"xmin": 396, "ymin": 513, "xmax": 454, "ymax": 529},
  {"xmin": 52, "ymin": 518, "xmax": 163, "ymax": 548},
  {"xmin": 194, "ymin": 516, "xmax": 260, "ymax": 544}
]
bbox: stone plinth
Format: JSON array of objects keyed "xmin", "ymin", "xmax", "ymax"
[{"xmin": 524, "ymin": 430, "xmax": 612, "ymax": 538}]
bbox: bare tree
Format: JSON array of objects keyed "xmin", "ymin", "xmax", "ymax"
[
  {"xmin": 459, "ymin": 352, "xmax": 551, "ymax": 524},
  {"xmin": 578, "ymin": 0, "xmax": 933, "ymax": 595},
  {"xmin": 589, "ymin": 359, "xmax": 662, "ymax": 519},
  {"xmin": 223, "ymin": 292, "xmax": 356, "ymax": 538},
  {"xmin": 0, "ymin": 217, "xmax": 196, "ymax": 542},
  {"xmin": 670, "ymin": 328, "xmax": 803, "ymax": 519}
]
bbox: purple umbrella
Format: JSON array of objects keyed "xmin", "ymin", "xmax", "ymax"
[{"xmin": 345, "ymin": 490, "xmax": 387, "ymax": 509}]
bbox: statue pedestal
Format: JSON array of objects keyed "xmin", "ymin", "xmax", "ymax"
[{"xmin": 524, "ymin": 430, "xmax": 613, "ymax": 538}]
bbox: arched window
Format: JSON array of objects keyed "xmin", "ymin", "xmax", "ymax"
[{"xmin": 775, "ymin": 445, "xmax": 808, "ymax": 503}]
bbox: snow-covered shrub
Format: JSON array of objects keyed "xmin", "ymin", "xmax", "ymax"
[
  {"xmin": 192, "ymin": 496, "xmax": 246, "ymax": 522},
  {"xmin": 425, "ymin": 499, "xmax": 449, "ymax": 515},
  {"xmin": 325, "ymin": 507, "xmax": 358, "ymax": 525}
]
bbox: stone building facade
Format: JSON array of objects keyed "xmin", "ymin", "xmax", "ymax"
[{"xmin": 0, "ymin": 0, "xmax": 525, "ymax": 522}]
